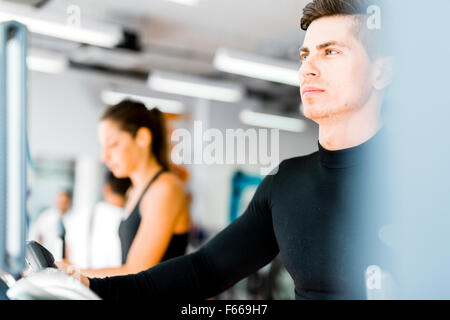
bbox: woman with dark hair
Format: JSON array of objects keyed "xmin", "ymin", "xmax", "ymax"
[{"xmin": 78, "ymin": 99, "xmax": 190, "ymax": 278}]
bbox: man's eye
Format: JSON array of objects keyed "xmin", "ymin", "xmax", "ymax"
[
  {"xmin": 300, "ymin": 54, "xmax": 309, "ymax": 61},
  {"xmin": 326, "ymin": 49, "xmax": 338, "ymax": 55}
]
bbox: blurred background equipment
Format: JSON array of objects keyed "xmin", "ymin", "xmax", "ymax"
[
  {"xmin": 0, "ymin": 20, "xmax": 28, "ymax": 279},
  {"xmin": 217, "ymin": 170, "xmax": 295, "ymax": 300},
  {"xmin": 378, "ymin": 0, "xmax": 450, "ymax": 299},
  {"xmin": 25, "ymin": 240, "xmax": 57, "ymax": 271},
  {"xmin": 2, "ymin": 0, "xmax": 50, "ymax": 8}
]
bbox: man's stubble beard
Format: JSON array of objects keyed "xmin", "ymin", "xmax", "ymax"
[{"xmin": 303, "ymin": 101, "xmax": 359, "ymax": 124}]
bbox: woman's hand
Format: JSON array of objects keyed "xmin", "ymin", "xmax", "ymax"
[{"xmin": 55, "ymin": 261, "xmax": 90, "ymax": 288}]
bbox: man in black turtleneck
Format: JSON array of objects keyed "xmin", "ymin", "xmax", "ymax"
[{"xmin": 65, "ymin": 0, "xmax": 396, "ymax": 300}]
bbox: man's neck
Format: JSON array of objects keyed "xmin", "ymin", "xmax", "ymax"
[
  {"xmin": 317, "ymin": 98, "xmax": 383, "ymax": 151},
  {"xmin": 105, "ymin": 195, "xmax": 125, "ymax": 208},
  {"xmin": 59, "ymin": 209, "xmax": 69, "ymax": 217}
]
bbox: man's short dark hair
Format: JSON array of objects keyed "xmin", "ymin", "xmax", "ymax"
[
  {"xmin": 105, "ymin": 171, "xmax": 131, "ymax": 196},
  {"xmin": 301, "ymin": 0, "xmax": 368, "ymax": 30},
  {"xmin": 301, "ymin": 0, "xmax": 387, "ymax": 59}
]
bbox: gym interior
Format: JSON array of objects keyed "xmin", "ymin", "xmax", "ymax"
[{"xmin": 0, "ymin": 0, "xmax": 449, "ymax": 302}]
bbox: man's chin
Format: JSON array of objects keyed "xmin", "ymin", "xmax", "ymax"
[{"xmin": 303, "ymin": 104, "xmax": 330, "ymax": 122}]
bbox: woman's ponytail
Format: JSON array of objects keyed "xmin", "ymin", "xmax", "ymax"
[{"xmin": 147, "ymin": 108, "xmax": 170, "ymax": 171}]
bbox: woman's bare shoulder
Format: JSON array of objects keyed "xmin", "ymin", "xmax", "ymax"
[{"xmin": 143, "ymin": 171, "xmax": 185, "ymax": 202}]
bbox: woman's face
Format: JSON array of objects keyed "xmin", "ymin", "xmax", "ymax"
[{"xmin": 98, "ymin": 119, "xmax": 141, "ymax": 178}]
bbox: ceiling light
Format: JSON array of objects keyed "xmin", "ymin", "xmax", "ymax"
[
  {"xmin": 239, "ymin": 109, "xmax": 307, "ymax": 133},
  {"xmin": 167, "ymin": 0, "xmax": 199, "ymax": 6},
  {"xmin": 70, "ymin": 46, "xmax": 142, "ymax": 70},
  {"xmin": 147, "ymin": 70, "xmax": 244, "ymax": 103},
  {"xmin": 27, "ymin": 48, "xmax": 68, "ymax": 74},
  {"xmin": 101, "ymin": 89, "xmax": 186, "ymax": 114},
  {"xmin": 0, "ymin": 4, "xmax": 123, "ymax": 48},
  {"xmin": 214, "ymin": 47, "xmax": 300, "ymax": 86}
]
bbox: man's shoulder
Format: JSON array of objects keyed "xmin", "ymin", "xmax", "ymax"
[
  {"xmin": 260, "ymin": 150, "xmax": 319, "ymax": 185},
  {"xmin": 93, "ymin": 202, "xmax": 125, "ymax": 219},
  {"xmin": 276, "ymin": 150, "xmax": 319, "ymax": 174},
  {"xmin": 31, "ymin": 208, "xmax": 59, "ymax": 231}
]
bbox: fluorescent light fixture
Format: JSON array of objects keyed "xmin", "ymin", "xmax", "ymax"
[
  {"xmin": 239, "ymin": 109, "xmax": 307, "ymax": 133},
  {"xmin": 71, "ymin": 46, "xmax": 142, "ymax": 70},
  {"xmin": 101, "ymin": 89, "xmax": 186, "ymax": 114},
  {"xmin": 27, "ymin": 48, "xmax": 68, "ymax": 74},
  {"xmin": 214, "ymin": 47, "xmax": 300, "ymax": 87},
  {"xmin": 167, "ymin": 0, "xmax": 199, "ymax": 6},
  {"xmin": 147, "ymin": 70, "xmax": 244, "ymax": 103},
  {"xmin": 0, "ymin": 5, "xmax": 122, "ymax": 48}
]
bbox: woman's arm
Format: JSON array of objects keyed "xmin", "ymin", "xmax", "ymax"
[
  {"xmin": 81, "ymin": 174, "xmax": 188, "ymax": 278},
  {"xmin": 88, "ymin": 172, "xmax": 280, "ymax": 300}
]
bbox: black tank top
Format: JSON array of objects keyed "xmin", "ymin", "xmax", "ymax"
[{"xmin": 118, "ymin": 169, "xmax": 189, "ymax": 264}]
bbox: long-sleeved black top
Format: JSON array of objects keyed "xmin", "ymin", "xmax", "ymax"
[{"xmin": 89, "ymin": 130, "xmax": 394, "ymax": 300}]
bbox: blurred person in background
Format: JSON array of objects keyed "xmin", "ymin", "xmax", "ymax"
[
  {"xmin": 71, "ymin": 100, "xmax": 191, "ymax": 278},
  {"xmin": 28, "ymin": 189, "xmax": 73, "ymax": 262},
  {"xmin": 87, "ymin": 171, "xmax": 131, "ymax": 269}
]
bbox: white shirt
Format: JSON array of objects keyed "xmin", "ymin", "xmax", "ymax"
[
  {"xmin": 28, "ymin": 208, "xmax": 72, "ymax": 261},
  {"xmin": 87, "ymin": 202, "xmax": 125, "ymax": 269}
]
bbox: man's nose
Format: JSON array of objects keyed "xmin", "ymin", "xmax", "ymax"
[{"xmin": 299, "ymin": 58, "xmax": 320, "ymax": 82}]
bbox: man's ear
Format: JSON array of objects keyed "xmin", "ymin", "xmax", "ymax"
[
  {"xmin": 135, "ymin": 127, "xmax": 152, "ymax": 149},
  {"xmin": 373, "ymin": 57, "xmax": 394, "ymax": 90}
]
